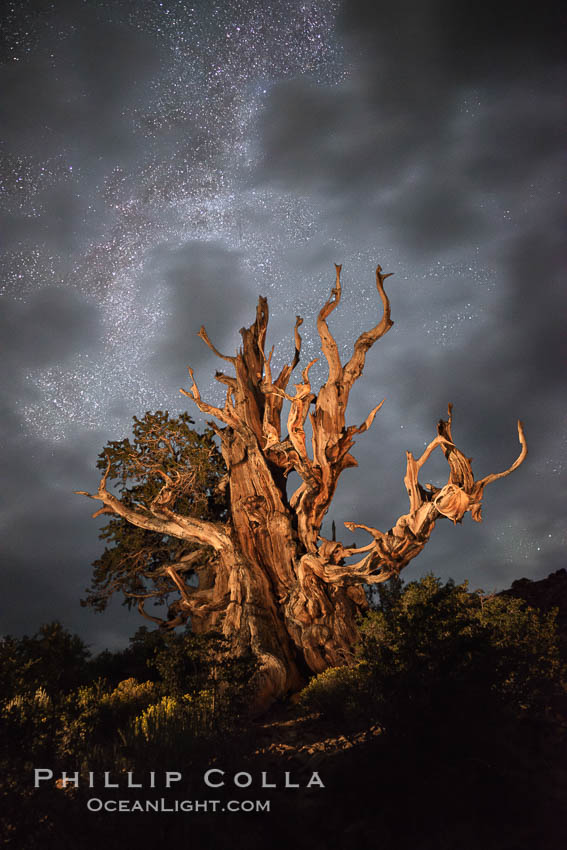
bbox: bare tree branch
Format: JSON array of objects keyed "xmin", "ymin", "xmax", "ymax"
[
  {"xmin": 137, "ymin": 599, "xmax": 165, "ymax": 626},
  {"xmin": 75, "ymin": 453, "xmax": 230, "ymax": 551},
  {"xmin": 310, "ymin": 406, "xmax": 528, "ymax": 588},
  {"xmin": 477, "ymin": 420, "xmax": 527, "ymax": 488},
  {"xmin": 346, "ymin": 398, "xmax": 386, "ymax": 439},
  {"xmin": 180, "ymin": 367, "xmax": 233, "ymax": 426},
  {"xmin": 317, "ymin": 263, "xmax": 343, "ymax": 383},
  {"xmin": 343, "ymin": 265, "xmax": 394, "ymax": 391},
  {"xmin": 198, "ymin": 325, "xmax": 236, "ymax": 364}
]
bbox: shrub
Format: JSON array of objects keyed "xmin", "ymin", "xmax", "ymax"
[
  {"xmin": 55, "ymin": 678, "xmax": 158, "ymax": 765},
  {"xmin": 297, "ymin": 663, "xmax": 371, "ymax": 727},
  {"xmin": 1, "ymin": 687, "xmax": 56, "ymax": 762},
  {"xmin": 299, "ymin": 575, "xmax": 563, "ymax": 745}
]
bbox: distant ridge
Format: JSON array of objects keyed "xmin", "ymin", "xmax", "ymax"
[{"xmin": 501, "ymin": 568, "xmax": 567, "ymax": 657}]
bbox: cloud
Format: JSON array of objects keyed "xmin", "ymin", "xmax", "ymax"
[
  {"xmin": 1, "ymin": 0, "xmax": 564, "ymax": 651},
  {"xmin": 0, "ymin": 3, "xmax": 163, "ymax": 259},
  {"xmin": 255, "ymin": 1, "xmax": 565, "ymax": 260},
  {"xmin": 249, "ymin": 0, "xmax": 566, "ymax": 592},
  {"xmin": 0, "ymin": 5, "xmax": 162, "ymax": 160},
  {"xmin": 340, "ymin": 0, "xmax": 566, "ymax": 85},
  {"xmin": 0, "ymin": 287, "xmax": 102, "ymax": 373},
  {"xmin": 0, "ymin": 288, "xmax": 106, "ymax": 642},
  {"xmin": 143, "ymin": 240, "xmax": 258, "ymax": 393}
]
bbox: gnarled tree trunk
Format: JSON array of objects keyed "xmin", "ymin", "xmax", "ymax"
[{"xmin": 78, "ymin": 264, "xmax": 527, "ymax": 706}]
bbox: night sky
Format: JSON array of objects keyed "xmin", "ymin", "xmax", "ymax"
[{"xmin": 1, "ymin": 0, "xmax": 565, "ymax": 652}]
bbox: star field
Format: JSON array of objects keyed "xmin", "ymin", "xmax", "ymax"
[
  {"xmin": 5, "ymin": 0, "xmax": 348, "ymax": 438},
  {"xmin": 1, "ymin": 0, "xmax": 565, "ymax": 648}
]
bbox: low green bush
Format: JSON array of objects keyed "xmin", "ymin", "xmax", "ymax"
[{"xmin": 299, "ymin": 574, "xmax": 564, "ymax": 744}]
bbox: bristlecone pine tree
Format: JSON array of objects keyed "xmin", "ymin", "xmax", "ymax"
[{"xmin": 77, "ymin": 264, "xmax": 527, "ymax": 705}]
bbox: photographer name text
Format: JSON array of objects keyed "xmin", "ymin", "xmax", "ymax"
[{"xmin": 34, "ymin": 768, "xmax": 325, "ymax": 791}]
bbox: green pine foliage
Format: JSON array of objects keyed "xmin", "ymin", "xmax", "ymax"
[{"xmin": 82, "ymin": 411, "xmax": 228, "ymax": 614}]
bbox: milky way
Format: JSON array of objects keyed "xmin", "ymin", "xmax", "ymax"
[
  {"xmin": 1, "ymin": 0, "xmax": 565, "ymax": 647},
  {"xmin": 5, "ymin": 0, "xmax": 348, "ymax": 438}
]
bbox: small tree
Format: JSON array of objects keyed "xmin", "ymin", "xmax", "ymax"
[
  {"xmin": 0, "ymin": 622, "xmax": 90, "ymax": 700},
  {"xmin": 82, "ymin": 410, "xmax": 227, "ymax": 626},
  {"xmin": 299, "ymin": 575, "xmax": 563, "ymax": 731},
  {"xmin": 78, "ymin": 264, "xmax": 527, "ymax": 704},
  {"xmin": 358, "ymin": 576, "xmax": 562, "ymax": 734}
]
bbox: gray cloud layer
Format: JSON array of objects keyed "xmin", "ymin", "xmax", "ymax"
[
  {"xmin": 250, "ymin": 0, "xmax": 566, "ymax": 588},
  {"xmin": 1, "ymin": 0, "xmax": 565, "ymax": 649}
]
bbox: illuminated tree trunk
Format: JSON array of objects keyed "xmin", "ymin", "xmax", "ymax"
[{"xmin": 78, "ymin": 264, "xmax": 527, "ymax": 706}]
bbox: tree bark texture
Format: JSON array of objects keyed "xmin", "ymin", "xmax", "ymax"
[{"xmin": 78, "ymin": 265, "xmax": 527, "ymax": 705}]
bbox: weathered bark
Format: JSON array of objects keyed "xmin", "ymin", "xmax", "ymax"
[{"xmin": 78, "ymin": 264, "xmax": 527, "ymax": 706}]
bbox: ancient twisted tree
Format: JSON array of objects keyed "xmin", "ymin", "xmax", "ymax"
[{"xmin": 78, "ymin": 264, "xmax": 527, "ymax": 704}]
